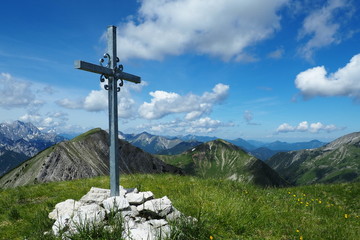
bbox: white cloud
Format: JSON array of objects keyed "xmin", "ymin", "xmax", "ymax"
[
  {"xmin": 137, "ymin": 117, "xmax": 234, "ymax": 135},
  {"xmin": 297, "ymin": 121, "xmax": 309, "ymax": 132},
  {"xmin": 295, "ymin": 53, "xmax": 360, "ymax": 100},
  {"xmin": 117, "ymin": 0, "xmax": 288, "ymax": 61},
  {"xmin": 57, "ymin": 82, "xmax": 145, "ymax": 118},
  {"xmin": 243, "ymin": 110, "xmax": 260, "ymax": 125},
  {"xmin": 297, "ymin": 0, "xmax": 351, "ymax": 60},
  {"xmin": 20, "ymin": 111, "xmax": 69, "ymax": 131},
  {"xmin": 0, "ymin": 73, "xmax": 43, "ymax": 109},
  {"xmin": 277, "ymin": 123, "xmax": 295, "ymax": 133},
  {"xmin": 276, "ymin": 121, "xmax": 340, "ymax": 133},
  {"xmin": 56, "ymin": 98, "xmax": 83, "ymax": 109},
  {"xmin": 138, "ymin": 83, "xmax": 229, "ymax": 120}
]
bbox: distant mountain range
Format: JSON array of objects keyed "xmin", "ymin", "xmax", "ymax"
[
  {"xmin": 157, "ymin": 139, "xmax": 289, "ymax": 187},
  {"xmin": 1, "ymin": 122, "xmax": 358, "ymax": 188},
  {"xmin": 267, "ymin": 132, "xmax": 360, "ymax": 185},
  {"xmin": 119, "ymin": 131, "xmax": 327, "ymax": 160},
  {"xmin": 0, "ymin": 129, "xmax": 182, "ymax": 188},
  {"xmin": 119, "ymin": 131, "xmax": 183, "ymax": 154},
  {"xmin": 0, "ymin": 121, "xmax": 66, "ymax": 176}
]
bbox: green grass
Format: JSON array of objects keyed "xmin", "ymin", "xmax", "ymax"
[
  {"xmin": 70, "ymin": 128, "xmax": 102, "ymax": 142},
  {"xmin": 0, "ymin": 174, "xmax": 359, "ymax": 239}
]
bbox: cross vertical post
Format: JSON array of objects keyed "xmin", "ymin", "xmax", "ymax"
[
  {"xmin": 107, "ymin": 26, "xmax": 119, "ymax": 197},
  {"xmin": 74, "ymin": 25, "xmax": 141, "ymax": 197}
]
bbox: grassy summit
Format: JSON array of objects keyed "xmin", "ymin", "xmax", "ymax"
[
  {"xmin": 157, "ymin": 139, "xmax": 288, "ymax": 187},
  {"xmin": 0, "ymin": 174, "xmax": 359, "ymax": 239}
]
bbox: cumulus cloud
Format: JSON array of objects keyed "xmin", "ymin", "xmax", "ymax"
[
  {"xmin": 295, "ymin": 53, "xmax": 360, "ymax": 100},
  {"xmin": 138, "ymin": 83, "xmax": 229, "ymax": 120},
  {"xmin": 297, "ymin": 0, "xmax": 351, "ymax": 60},
  {"xmin": 57, "ymin": 82, "xmax": 144, "ymax": 118},
  {"xmin": 276, "ymin": 121, "xmax": 340, "ymax": 133},
  {"xmin": 117, "ymin": 0, "xmax": 288, "ymax": 61},
  {"xmin": 20, "ymin": 111, "xmax": 69, "ymax": 131},
  {"xmin": 0, "ymin": 73, "xmax": 43, "ymax": 109},
  {"xmin": 243, "ymin": 110, "xmax": 260, "ymax": 125},
  {"xmin": 137, "ymin": 117, "xmax": 234, "ymax": 135}
]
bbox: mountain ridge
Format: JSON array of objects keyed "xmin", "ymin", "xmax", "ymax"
[
  {"xmin": 158, "ymin": 139, "xmax": 289, "ymax": 187},
  {"xmin": 119, "ymin": 131, "xmax": 327, "ymax": 160},
  {"xmin": 0, "ymin": 129, "xmax": 182, "ymax": 188},
  {"xmin": 0, "ymin": 121, "xmax": 66, "ymax": 177},
  {"xmin": 267, "ymin": 132, "xmax": 360, "ymax": 185}
]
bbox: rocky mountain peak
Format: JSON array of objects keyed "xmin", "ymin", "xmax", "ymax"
[
  {"xmin": 323, "ymin": 132, "xmax": 360, "ymax": 151},
  {"xmin": 0, "ymin": 120, "xmax": 41, "ymax": 141},
  {"xmin": 0, "ymin": 128, "xmax": 182, "ymax": 188},
  {"xmin": 201, "ymin": 139, "xmax": 243, "ymax": 152}
]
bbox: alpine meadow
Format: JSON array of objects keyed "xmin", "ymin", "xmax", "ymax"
[{"xmin": 1, "ymin": 0, "xmax": 360, "ymax": 239}]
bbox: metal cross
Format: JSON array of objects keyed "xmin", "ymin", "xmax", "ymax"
[{"xmin": 74, "ymin": 25, "xmax": 141, "ymax": 196}]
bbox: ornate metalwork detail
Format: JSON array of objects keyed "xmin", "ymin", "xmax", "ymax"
[
  {"xmin": 100, "ymin": 53, "xmax": 111, "ymax": 90},
  {"xmin": 100, "ymin": 53, "xmax": 111, "ymax": 68},
  {"xmin": 99, "ymin": 53, "xmax": 127, "ymax": 92}
]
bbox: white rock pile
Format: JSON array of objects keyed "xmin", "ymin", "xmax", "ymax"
[{"xmin": 48, "ymin": 186, "xmax": 187, "ymax": 240}]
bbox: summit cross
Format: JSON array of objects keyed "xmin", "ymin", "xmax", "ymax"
[{"xmin": 74, "ymin": 25, "xmax": 141, "ymax": 196}]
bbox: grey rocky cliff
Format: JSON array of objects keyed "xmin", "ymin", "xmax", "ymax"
[{"xmin": 48, "ymin": 186, "xmax": 188, "ymax": 240}]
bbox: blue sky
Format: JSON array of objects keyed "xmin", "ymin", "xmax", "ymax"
[{"xmin": 0, "ymin": 0, "xmax": 359, "ymax": 142}]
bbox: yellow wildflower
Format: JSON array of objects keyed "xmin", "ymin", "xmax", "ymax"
[
  {"xmin": 296, "ymin": 229, "xmax": 300, "ymax": 233},
  {"xmin": 300, "ymin": 236, "xmax": 304, "ymax": 240},
  {"xmin": 210, "ymin": 236, "xmax": 214, "ymax": 240},
  {"xmin": 344, "ymin": 214, "xmax": 349, "ymax": 219}
]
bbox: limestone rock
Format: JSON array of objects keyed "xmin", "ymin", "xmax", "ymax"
[
  {"xmin": 102, "ymin": 196, "xmax": 130, "ymax": 213},
  {"xmin": 125, "ymin": 191, "xmax": 154, "ymax": 205},
  {"xmin": 48, "ymin": 199, "xmax": 81, "ymax": 220},
  {"xmin": 137, "ymin": 196, "xmax": 173, "ymax": 217},
  {"xmin": 166, "ymin": 207, "xmax": 182, "ymax": 222},
  {"xmin": 79, "ymin": 187, "xmax": 110, "ymax": 204},
  {"xmin": 49, "ymin": 186, "xmax": 191, "ymax": 239},
  {"xmin": 123, "ymin": 220, "xmax": 170, "ymax": 240},
  {"xmin": 73, "ymin": 203, "xmax": 106, "ymax": 225}
]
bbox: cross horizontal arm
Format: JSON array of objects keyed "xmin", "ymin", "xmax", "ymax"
[
  {"xmin": 115, "ymin": 71, "xmax": 141, "ymax": 84},
  {"xmin": 74, "ymin": 60, "xmax": 141, "ymax": 84},
  {"xmin": 74, "ymin": 60, "xmax": 113, "ymax": 76}
]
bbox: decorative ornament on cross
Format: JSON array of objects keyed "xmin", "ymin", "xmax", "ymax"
[{"xmin": 99, "ymin": 53, "xmax": 124, "ymax": 92}]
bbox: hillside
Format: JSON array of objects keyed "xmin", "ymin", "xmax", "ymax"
[
  {"xmin": 0, "ymin": 174, "xmax": 359, "ymax": 240},
  {"xmin": 0, "ymin": 149, "xmax": 28, "ymax": 176},
  {"xmin": 267, "ymin": 132, "xmax": 360, "ymax": 185},
  {"xmin": 0, "ymin": 129, "xmax": 182, "ymax": 188},
  {"xmin": 158, "ymin": 139, "xmax": 288, "ymax": 187}
]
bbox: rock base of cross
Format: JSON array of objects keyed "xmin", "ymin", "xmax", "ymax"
[{"xmin": 47, "ymin": 186, "xmax": 194, "ymax": 239}]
